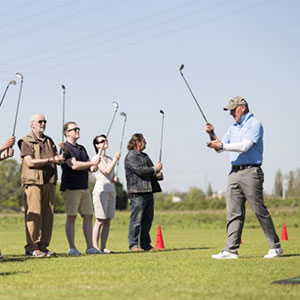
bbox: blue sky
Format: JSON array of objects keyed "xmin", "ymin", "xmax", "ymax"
[{"xmin": 0, "ymin": 0, "xmax": 299, "ymax": 194}]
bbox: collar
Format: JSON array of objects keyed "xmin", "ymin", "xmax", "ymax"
[
  {"xmin": 66, "ymin": 139, "xmax": 78, "ymax": 147},
  {"xmin": 234, "ymin": 112, "xmax": 253, "ymax": 127}
]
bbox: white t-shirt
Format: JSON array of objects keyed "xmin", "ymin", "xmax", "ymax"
[{"xmin": 92, "ymin": 155, "xmax": 115, "ymax": 193}]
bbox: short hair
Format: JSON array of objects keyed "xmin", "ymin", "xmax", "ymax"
[
  {"xmin": 63, "ymin": 121, "xmax": 77, "ymax": 137},
  {"xmin": 127, "ymin": 133, "xmax": 144, "ymax": 150},
  {"xmin": 92, "ymin": 134, "xmax": 106, "ymax": 154}
]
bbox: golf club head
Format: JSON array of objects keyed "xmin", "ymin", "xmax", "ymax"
[
  {"xmin": 112, "ymin": 101, "xmax": 119, "ymax": 110},
  {"xmin": 16, "ymin": 72, "xmax": 24, "ymax": 80},
  {"xmin": 9, "ymin": 80, "xmax": 16, "ymax": 85},
  {"xmin": 159, "ymin": 109, "xmax": 164, "ymax": 115},
  {"xmin": 179, "ymin": 64, "xmax": 184, "ymax": 72},
  {"xmin": 120, "ymin": 112, "xmax": 127, "ymax": 119},
  {"xmin": 61, "ymin": 84, "xmax": 66, "ymax": 90}
]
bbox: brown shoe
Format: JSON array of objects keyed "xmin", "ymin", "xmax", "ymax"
[
  {"xmin": 149, "ymin": 247, "xmax": 159, "ymax": 252},
  {"xmin": 143, "ymin": 247, "xmax": 159, "ymax": 252},
  {"xmin": 130, "ymin": 247, "xmax": 144, "ymax": 252}
]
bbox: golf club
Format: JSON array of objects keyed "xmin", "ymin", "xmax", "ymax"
[
  {"xmin": 98, "ymin": 101, "xmax": 119, "ymax": 158},
  {"xmin": 61, "ymin": 84, "xmax": 66, "ymax": 141},
  {"xmin": 179, "ymin": 64, "xmax": 208, "ymax": 123},
  {"xmin": 115, "ymin": 111, "xmax": 127, "ymax": 176},
  {"xmin": 179, "ymin": 64, "xmax": 216, "ymax": 139},
  {"xmin": 0, "ymin": 80, "xmax": 16, "ymax": 109},
  {"xmin": 60, "ymin": 84, "xmax": 68, "ymax": 158},
  {"xmin": 12, "ymin": 73, "xmax": 24, "ymax": 136},
  {"xmin": 159, "ymin": 109, "xmax": 165, "ymax": 162},
  {"xmin": 106, "ymin": 101, "xmax": 119, "ymax": 138}
]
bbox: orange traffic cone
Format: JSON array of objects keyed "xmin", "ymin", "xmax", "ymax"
[
  {"xmin": 281, "ymin": 223, "xmax": 288, "ymax": 241},
  {"xmin": 155, "ymin": 225, "xmax": 165, "ymax": 249}
]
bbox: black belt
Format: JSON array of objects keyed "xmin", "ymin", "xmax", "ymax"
[{"xmin": 231, "ymin": 164, "xmax": 261, "ymax": 172}]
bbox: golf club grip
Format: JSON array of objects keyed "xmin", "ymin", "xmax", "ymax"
[
  {"xmin": 59, "ymin": 142, "xmax": 68, "ymax": 159},
  {"xmin": 207, "ymin": 129, "xmax": 217, "ymax": 141}
]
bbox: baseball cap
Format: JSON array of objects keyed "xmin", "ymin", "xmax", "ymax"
[{"xmin": 223, "ymin": 96, "xmax": 248, "ymax": 111}]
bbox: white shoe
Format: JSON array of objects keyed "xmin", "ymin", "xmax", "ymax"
[
  {"xmin": 211, "ymin": 250, "xmax": 238, "ymax": 259},
  {"xmin": 102, "ymin": 248, "xmax": 112, "ymax": 254},
  {"xmin": 86, "ymin": 247, "xmax": 102, "ymax": 255},
  {"xmin": 68, "ymin": 248, "xmax": 82, "ymax": 256},
  {"xmin": 264, "ymin": 247, "xmax": 283, "ymax": 258}
]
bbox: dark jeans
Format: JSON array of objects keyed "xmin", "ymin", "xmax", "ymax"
[{"xmin": 128, "ymin": 193, "xmax": 154, "ymax": 250}]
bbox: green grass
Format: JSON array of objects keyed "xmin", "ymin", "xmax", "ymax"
[{"xmin": 1, "ymin": 209, "xmax": 300, "ymax": 299}]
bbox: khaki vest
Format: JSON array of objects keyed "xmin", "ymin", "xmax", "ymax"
[{"xmin": 18, "ymin": 132, "xmax": 57, "ymax": 186}]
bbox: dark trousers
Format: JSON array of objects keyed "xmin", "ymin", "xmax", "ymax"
[{"xmin": 128, "ymin": 193, "xmax": 154, "ymax": 250}]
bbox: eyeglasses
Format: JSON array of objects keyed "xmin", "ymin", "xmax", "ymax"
[
  {"xmin": 67, "ymin": 127, "xmax": 80, "ymax": 132},
  {"xmin": 35, "ymin": 120, "xmax": 47, "ymax": 124},
  {"xmin": 96, "ymin": 139, "xmax": 107, "ymax": 144}
]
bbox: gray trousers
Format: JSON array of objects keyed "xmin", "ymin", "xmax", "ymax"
[{"xmin": 224, "ymin": 166, "xmax": 280, "ymax": 253}]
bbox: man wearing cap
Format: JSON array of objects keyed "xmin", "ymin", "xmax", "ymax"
[{"xmin": 205, "ymin": 96, "xmax": 282, "ymax": 259}]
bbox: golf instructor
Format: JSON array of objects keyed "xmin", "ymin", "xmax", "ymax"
[
  {"xmin": 206, "ymin": 96, "xmax": 282, "ymax": 259},
  {"xmin": 18, "ymin": 114, "xmax": 64, "ymax": 257},
  {"xmin": 125, "ymin": 133, "xmax": 163, "ymax": 252}
]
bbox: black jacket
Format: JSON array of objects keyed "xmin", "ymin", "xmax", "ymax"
[{"xmin": 125, "ymin": 150, "xmax": 161, "ymax": 194}]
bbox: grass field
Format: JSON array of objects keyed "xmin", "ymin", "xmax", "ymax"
[{"xmin": 1, "ymin": 208, "xmax": 300, "ymax": 299}]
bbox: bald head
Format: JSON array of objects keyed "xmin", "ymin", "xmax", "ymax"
[
  {"xmin": 30, "ymin": 113, "xmax": 45, "ymax": 125},
  {"xmin": 30, "ymin": 113, "xmax": 47, "ymax": 136}
]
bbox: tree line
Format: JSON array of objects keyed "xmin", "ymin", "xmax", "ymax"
[{"xmin": 0, "ymin": 160, "xmax": 299, "ymax": 212}]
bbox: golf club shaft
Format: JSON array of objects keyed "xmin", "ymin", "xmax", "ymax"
[
  {"xmin": 0, "ymin": 84, "xmax": 10, "ymax": 108},
  {"xmin": 159, "ymin": 113, "xmax": 164, "ymax": 162},
  {"xmin": 12, "ymin": 78, "xmax": 23, "ymax": 136},
  {"xmin": 115, "ymin": 117, "xmax": 127, "ymax": 176},
  {"xmin": 180, "ymin": 72, "xmax": 208, "ymax": 123},
  {"xmin": 106, "ymin": 110, "xmax": 118, "ymax": 138},
  {"xmin": 62, "ymin": 88, "xmax": 65, "ymax": 141},
  {"xmin": 99, "ymin": 103, "xmax": 119, "ymax": 158}
]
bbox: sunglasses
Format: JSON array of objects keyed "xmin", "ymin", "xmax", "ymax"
[
  {"xmin": 35, "ymin": 120, "xmax": 47, "ymax": 124},
  {"xmin": 67, "ymin": 127, "xmax": 80, "ymax": 132},
  {"xmin": 96, "ymin": 139, "xmax": 107, "ymax": 144}
]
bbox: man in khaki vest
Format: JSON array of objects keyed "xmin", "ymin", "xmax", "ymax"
[{"xmin": 18, "ymin": 113, "xmax": 64, "ymax": 257}]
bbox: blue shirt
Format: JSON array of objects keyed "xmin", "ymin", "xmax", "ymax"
[
  {"xmin": 60, "ymin": 141, "xmax": 90, "ymax": 191},
  {"xmin": 222, "ymin": 112, "xmax": 263, "ymax": 166}
]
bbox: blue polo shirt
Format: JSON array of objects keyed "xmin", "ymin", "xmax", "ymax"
[
  {"xmin": 222, "ymin": 112, "xmax": 263, "ymax": 166},
  {"xmin": 60, "ymin": 141, "xmax": 90, "ymax": 191}
]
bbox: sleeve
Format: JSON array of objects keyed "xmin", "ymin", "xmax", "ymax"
[
  {"xmin": 243, "ymin": 121, "xmax": 263, "ymax": 144},
  {"xmin": 126, "ymin": 153, "xmax": 155, "ymax": 178},
  {"xmin": 222, "ymin": 127, "xmax": 232, "ymax": 143},
  {"xmin": 19, "ymin": 141, "xmax": 34, "ymax": 158},
  {"xmin": 223, "ymin": 139, "xmax": 254, "ymax": 152}
]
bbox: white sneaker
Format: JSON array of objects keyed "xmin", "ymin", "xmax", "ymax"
[
  {"xmin": 264, "ymin": 247, "xmax": 283, "ymax": 258},
  {"xmin": 68, "ymin": 248, "xmax": 82, "ymax": 256},
  {"xmin": 102, "ymin": 248, "xmax": 112, "ymax": 254},
  {"xmin": 211, "ymin": 250, "xmax": 238, "ymax": 259},
  {"xmin": 86, "ymin": 247, "xmax": 102, "ymax": 255}
]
